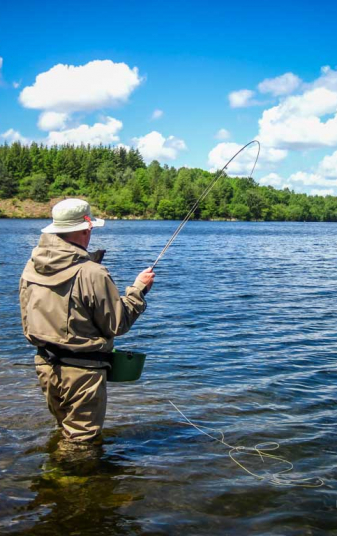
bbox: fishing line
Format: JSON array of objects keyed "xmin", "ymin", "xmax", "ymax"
[
  {"xmin": 151, "ymin": 139, "xmax": 260, "ymax": 269},
  {"xmin": 169, "ymin": 400, "xmax": 324, "ymax": 488},
  {"xmin": 150, "ymin": 141, "xmax": 323, "ymax": 488}
]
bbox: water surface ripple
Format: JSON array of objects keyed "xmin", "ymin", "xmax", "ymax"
[{"xmin": 0, "ymin": 220, "xmax": 337, "ymax": 535}]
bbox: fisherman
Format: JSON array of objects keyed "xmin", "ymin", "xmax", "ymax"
[{"xmin": 19, "ymin": 198, "xmax": 155, "ymax": 443}]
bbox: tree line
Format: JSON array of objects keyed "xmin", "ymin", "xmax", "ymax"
[{"xmin": 1, "ymin": 141, "xmax": 337, "ymax": 221}]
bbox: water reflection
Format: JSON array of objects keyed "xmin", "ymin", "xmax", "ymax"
[{"xmin": 8, "ymin": 434, "xmax": 143, "ymax": 536}]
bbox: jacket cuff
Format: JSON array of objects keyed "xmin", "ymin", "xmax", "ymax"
[{"xmin": 132, "ymin": 279, "xmax": 148, "ymax": 295}]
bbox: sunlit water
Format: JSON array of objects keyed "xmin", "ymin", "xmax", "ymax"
[{"xmin": 0, "ymin": 219, "xmax": 337, "ymax": 535}]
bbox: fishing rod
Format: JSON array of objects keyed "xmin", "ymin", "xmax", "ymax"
[{"xmin": 151, "ymin": 139, "xmax": 260, "ymax": 269}]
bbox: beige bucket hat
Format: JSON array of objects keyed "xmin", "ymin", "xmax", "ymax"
[{"xmin": 41, "ymin": 198, "xmax": 105, "ymax": 234}]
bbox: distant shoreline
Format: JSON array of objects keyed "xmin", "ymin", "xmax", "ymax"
[
  {"xmin": 0, "ymin": 197, "xmax": 236, "ymax": 221},
  {"xmin": 1, "ymin": 197, "xmax": 336, "ymax": 223},
  {"xmin": 0, "ymin": 197, "xmax": 117, "ymax": 220}
]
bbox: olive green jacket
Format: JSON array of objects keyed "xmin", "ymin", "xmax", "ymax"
[{"xmin": 20, "ymin": 234, "xmax": 147, "ymax": 365}]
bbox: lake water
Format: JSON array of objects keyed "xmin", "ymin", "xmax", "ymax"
[{"xmin": 0, "ymin": 219, "xmax": 337, "ymax": 535}]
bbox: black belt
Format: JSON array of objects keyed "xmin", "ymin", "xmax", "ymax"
[{"xmin": 37, "ymin": 344, "xmax": 112, "ymax": 366}]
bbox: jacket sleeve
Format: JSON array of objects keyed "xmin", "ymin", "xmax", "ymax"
[{"xmin": 91, "ymin": 265, "xmax": 147, "ymax": 338}]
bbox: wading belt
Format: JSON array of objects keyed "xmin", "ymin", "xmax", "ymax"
[
  {"xmin": 36, "ymin": 345, "xmax": 146, "ymax": 382},
  {"xmin": 36, "ymin": 344, "xmax": 112, "ymax": 366}
]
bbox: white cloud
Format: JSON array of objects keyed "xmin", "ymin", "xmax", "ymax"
[
  {"xmin": 310, "ymin": 188, "xmax": 334, "ymax": 196},
  {"xmin": 208, "ymin": 142, "xmax": 287, "ymax": 175},
  {"xmin": 310, "ymin": 65, "xmax": 337, "ymax": 92},
  {"xmin": 258, "ymin": 72, "xmax": 302, "ymax": 96},
  {"xmin": 229, "ymin": 67, "xmax": 337, "ymax": 152},
  {"xmin": 224, "ymin": 67, "xmax": 337, "ymax": 195},
  {"xmin": 13, "ymin": 81, "xmax": 20, "ymax": 89},
  {"xmin": 116, "ymin": 142, "xmax": 131, "ymax": 151},
  {"xmin": 228, "ymin": 89, "xmax": 256, "ymax": 108},
  {"xmin": 1, "ymin": 128, "xmax": 29, "ymax": 144},
  {"xmin": 38, "ymin": 111, "xmax": 69, "ymax": 131},
  {"xmin": 258, "ymin": 166, "xmax": 337, "ymax": 196},
  {"xmin": 258, "ymin": 171, "xmax": 337, "ymax": 196},
  {"xmin": 0, "ymin": 57, "xmax": 3, "ymax": 70},
  {"xmin": 19, "ymin": 60, "xmax": 142, "ymax": 113},
  {"xmin": 259, "ymin": 172, "xmax": 284, "ymax": 187},
  {"xmin": 229, "ymin": 73, "xmax": 301, "ymax": 111},
  {"xmin": 258, "ymin": 87, "xmax": 337, "ymax": 149},
  {"xmin": 151, "ymin": 109, "xmax": 163, "ymax": 120},
  {"xmin": 317, "ymin": 150, "xmax": 337, "ymax": 178},
  {"xmin": 288, "ymin": 171, "xmax": 337, "ymax": 188},
  {"xmin": 46, "ymin": 116, "xmax": 122, "ymax": 146},
  {"xmin": 132, "ymin": 131, "xmax": 187, "ymax": 162},
  {"xmin": 215, "ymin": 128, "xmax": 230, "ymax": 140}
]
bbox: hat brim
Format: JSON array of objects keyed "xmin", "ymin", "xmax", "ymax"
[{"xmin": 41, "ymin": 218, "xmax": 105, "ymax": 234}]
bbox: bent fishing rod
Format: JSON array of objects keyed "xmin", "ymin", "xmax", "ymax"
[{"xmin": 151, "ymin": 139, "xmax": 260, "ymax": 270}]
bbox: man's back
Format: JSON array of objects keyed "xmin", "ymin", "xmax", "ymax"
[
  {"xmin": 20, "ymin": 233, "xmax": 147, "ymax": 354},
  {"xmin": 19, "ymin": 198, "xmax": 155, "ymax": 444}
]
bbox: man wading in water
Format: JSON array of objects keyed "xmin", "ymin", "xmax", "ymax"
[{"xmin": 19, "ymin": 198, "xmax": 155, "ymax": 444}]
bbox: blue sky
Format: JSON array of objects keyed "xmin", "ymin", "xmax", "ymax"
[{"xmin": 2, "ymin": 0, "xmax": 337, "ymax": 194}]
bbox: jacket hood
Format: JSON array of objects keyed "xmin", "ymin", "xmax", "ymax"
[
  {"xmin": 22, "ymin": 234, "xmax": 89, "ymax": 286},
  {"xmin": 33, "ymin": 234, "xmax": 89, "ymax": 274}
]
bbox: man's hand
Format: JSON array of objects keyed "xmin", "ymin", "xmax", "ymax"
[{"xmin": 135, "ymin": 267, "xmax": 156, "ymax": 293}]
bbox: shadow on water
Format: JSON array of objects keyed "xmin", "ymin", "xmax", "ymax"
[{"xmin": 4, "ymin": 433, "xmax": 144, "ymax": 536}]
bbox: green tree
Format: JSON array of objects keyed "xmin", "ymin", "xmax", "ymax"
[
  {"xmin": 230, "ymin": 203, "xmax": 251, "ymax": 220},
  {"xmin": 323, "ymin": 197, "xmax": 337, "ymax": 221},
  {"xmin": 30, "ymin": 143, "xmax": 44, "ymax": 173},
  {"xmin": 96, "ymin": 161, "xmax": 116, "ymax": 186},
  {"xmin": 3, "ymin": 141, "xmax": 337, "ymax": 222},
  {"xmin": 19, "ymin": 173, "xmax": 49, "ymax": 201},
  {"xmin": 48, "ymin": 174, "xmax": 78, "ymax": 197},
  {"xmin": 157, "ymin": 199, "xmax": 176, "ymax": 219},
  {"xmin": 127, "ymin": 148, "xmax": 146, "ymax": 170},
  {"xmin": 246, "ymin": 190, "xmax": 265, "ymax": 220},
  {"xmin": 271, "ymin": 204, "xmax": 288, "ymax": 221},
  {"xmin": 286, "ymin": 204, "xmax": 306, "ymax": 221},
  {"xmin": 0, "ymin": 161, "xmax": 17, "ymax": 198}
]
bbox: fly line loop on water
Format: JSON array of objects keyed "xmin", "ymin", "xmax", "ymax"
[
  {"xmin": 151, "ymin": 139, "xmax": 260, "ymax": 269},
  {"xmin": 169, "ymin": 401, "xmax": 324, "ymax": 488}
]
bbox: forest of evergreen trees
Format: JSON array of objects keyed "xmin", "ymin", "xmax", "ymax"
[{"xmin": 1, "ymin": 141, "xmax": 337, "ymax": 221}]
